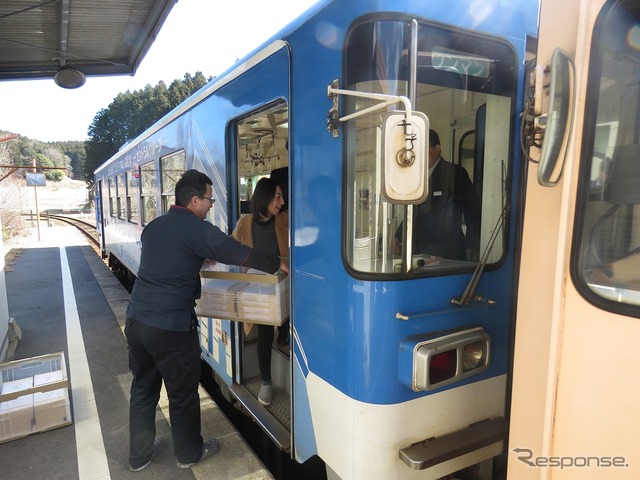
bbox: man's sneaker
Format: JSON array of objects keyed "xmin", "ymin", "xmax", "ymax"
[
  {"xmin": 129, "ymin": 436, "xmax": 163, "ymax": 472},
  {"xmin": 258, "ymin": 383, "xmax": 273, "ymax": 406},
  {"xmin": 176, "ymin": 438, "xmax": 220, "ymax": 469}
]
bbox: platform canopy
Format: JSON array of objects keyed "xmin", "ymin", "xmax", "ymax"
[{"xmin": 0, "ymin": 0, "xmax": 177, "ymax": 88}]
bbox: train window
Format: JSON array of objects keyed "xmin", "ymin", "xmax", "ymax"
[
  {"xmin": 126, "ymin": 169, "xmax": 139, "ymax": 224},
  {"xmin": 116, "ymin": 174, "xmax": 125, "ymax": 219},
  {"xmin": 573, "ymin": 1, "xmax": 640, "ymax": 311},
  {"xmin": 344, "ymin": 19, "xmax": 516, "ymax": 276},
  {"xmin": 160, "ymin": 151, "xmax": 185, "ymax": 214},
  {"xmin": 140, "ymin": 162, "xmax": 157, "ymax": 225},
  {"xmin": 108, "ymin": 178, "xmax": 116, "ymax": 217}
]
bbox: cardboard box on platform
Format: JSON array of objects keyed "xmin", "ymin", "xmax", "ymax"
[
  {"xmin": 33, "ymin": 370, "xmax": 71, "ymax": 432},
  {"xmin": 0, "ymin": 352, "xmax": 72, "ymax": 443},
  {"xmin": 0, "ymin": 378, "xmax": 33, "ymax": 440}
]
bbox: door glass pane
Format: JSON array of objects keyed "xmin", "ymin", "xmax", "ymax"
[{"xmin": 575, "ymin": 2, "xmax": 640, "ymax": 308}]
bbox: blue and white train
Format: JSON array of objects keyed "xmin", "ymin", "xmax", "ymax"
[{"xmin": 95, "ymin": 1, "xmax": 542, "ymax": 478}]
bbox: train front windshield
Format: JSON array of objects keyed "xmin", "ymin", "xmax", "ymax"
[{"xmin": 344, "ymin": 18, "xmax": 517, "ymax": 276}]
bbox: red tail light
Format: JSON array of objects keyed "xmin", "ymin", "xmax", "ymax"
[
  {"xmin": 407, "ymin": 326, "xmax": 491, "ymax": 391},
  {"xmin": 429, "ymin": 349, "xmax": 457, "ymax": 385}
]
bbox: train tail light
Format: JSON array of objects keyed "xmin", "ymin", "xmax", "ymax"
[
  {"xmin": 429, "ymin": 349, "xmax": 457, "ymax": 385},
  {"xmin": 410, "ymin": 327, "xmax": 491, "ymax": 391}
]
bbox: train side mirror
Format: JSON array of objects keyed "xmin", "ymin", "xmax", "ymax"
[
  {"xmin": 538, "ymin": 48, "xmax": 575, "ymax": 186},
  {"xmin": 382, "ymin": 111, "xmax": 429, "ymax": 203}
]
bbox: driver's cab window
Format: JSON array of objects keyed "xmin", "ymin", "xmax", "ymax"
[{"xmin": 344, "ymin": 19, "xmax": 516, "ymax": 276}]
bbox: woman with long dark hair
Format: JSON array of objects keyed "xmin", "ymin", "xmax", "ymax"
[{"xmin": 231, "ymin": 177, "xmax": 288, "ymax": 406}]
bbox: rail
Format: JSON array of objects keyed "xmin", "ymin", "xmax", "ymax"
[{"xmin": 45, "ymin": 213, "xmax": 99, "ymax": 248}]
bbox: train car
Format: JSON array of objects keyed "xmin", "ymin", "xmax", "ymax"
[
  {"xmin": 95, "ymin": 1, "xmax": 541, "ymax": 478},
  {"xmin": 508, "ymin": 0, "xmax": 640, "ymax": 479}
]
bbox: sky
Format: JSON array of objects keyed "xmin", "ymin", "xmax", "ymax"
[{"xmin": 0, "ymin": 0, "xmax": 320, "ymax": 142}]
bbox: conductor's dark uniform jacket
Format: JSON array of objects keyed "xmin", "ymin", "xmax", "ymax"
[
  {"xmin": 127, "ymin": 205, "xmax": 280, "ymax": 331},
  {"xmin": 396, "ymin": 158, "xmax": 480, "ymax": 260}
]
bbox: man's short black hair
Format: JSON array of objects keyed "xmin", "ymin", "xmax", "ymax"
[
  {"xmin": 429, "ymin": 129, "xmax": 440, "ymax": 148},
  {"xmin": 175, "ymin": 169, "xmax": 212, "ymax": 207}
]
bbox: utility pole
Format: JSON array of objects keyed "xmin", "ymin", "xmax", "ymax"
[{"xmin": 31, "ymin": 159, "xmax": 41, "ymax": 241}]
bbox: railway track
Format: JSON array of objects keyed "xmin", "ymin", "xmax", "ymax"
[{"xmin": 46, "ymin": 214, "xmax": 100, "ymax": 248}]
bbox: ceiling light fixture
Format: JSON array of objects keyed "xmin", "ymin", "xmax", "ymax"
[{"xmin": 54, "ymin": 67, "xmax": 86, "ymax": 89}]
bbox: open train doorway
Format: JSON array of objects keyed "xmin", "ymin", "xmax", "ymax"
[{"xmin": 229, "ymin": 100, "xmax": 291, "ymax": 450}]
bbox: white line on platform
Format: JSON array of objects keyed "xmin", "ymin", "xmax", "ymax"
[{"xmin": 60, "ymin": 246, "xmax": 111, "ymax": 480}]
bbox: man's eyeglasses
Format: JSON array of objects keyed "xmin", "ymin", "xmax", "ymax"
[{"xmin": 200, "ymin": 196, "xmax": 215, "ymax": 204}]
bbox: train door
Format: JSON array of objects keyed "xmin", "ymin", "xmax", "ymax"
[
  {"xmin": 229, "ymin": 101, "xmax": 291, "ymax": 449},
  {"xmin": 201, "ymin": 41, "xmax": 293, "ymax": 451},
  {"xmin": 509, "ymin": 0, "xmax": 640, "ymax": 477},
  {"xmin": 96, "ymin": 179, "xmax": 106, "ymax": 254}
]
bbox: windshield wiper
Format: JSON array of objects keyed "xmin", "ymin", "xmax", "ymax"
[{"xmin": 452, "ymin": 202, "xmax": 511, "ymax": 306}]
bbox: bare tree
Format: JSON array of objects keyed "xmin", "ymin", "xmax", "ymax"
[{"xmin": 0, "ymin": 143, "xmax": 28, "ymax": 241}]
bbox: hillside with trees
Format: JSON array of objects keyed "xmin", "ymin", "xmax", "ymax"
[
  {"xmin": 0, "ymin": 71, "xmax": 212, "ymax": 240},
  {"xmin": 84, "ymin": 71, "xmax": 211, "ymax": 184},
  {"xmin": 0, "ymin": 71, "xmax": 212, "ymax": 186},
  {"xmin": 0, "ymin": 134, "xmax": 85, "ymax": 181}
]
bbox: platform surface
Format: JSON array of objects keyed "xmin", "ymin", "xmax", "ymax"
[{"xmin": 0, "ymin": 224, "xmax": 273, "ymax": 480}]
